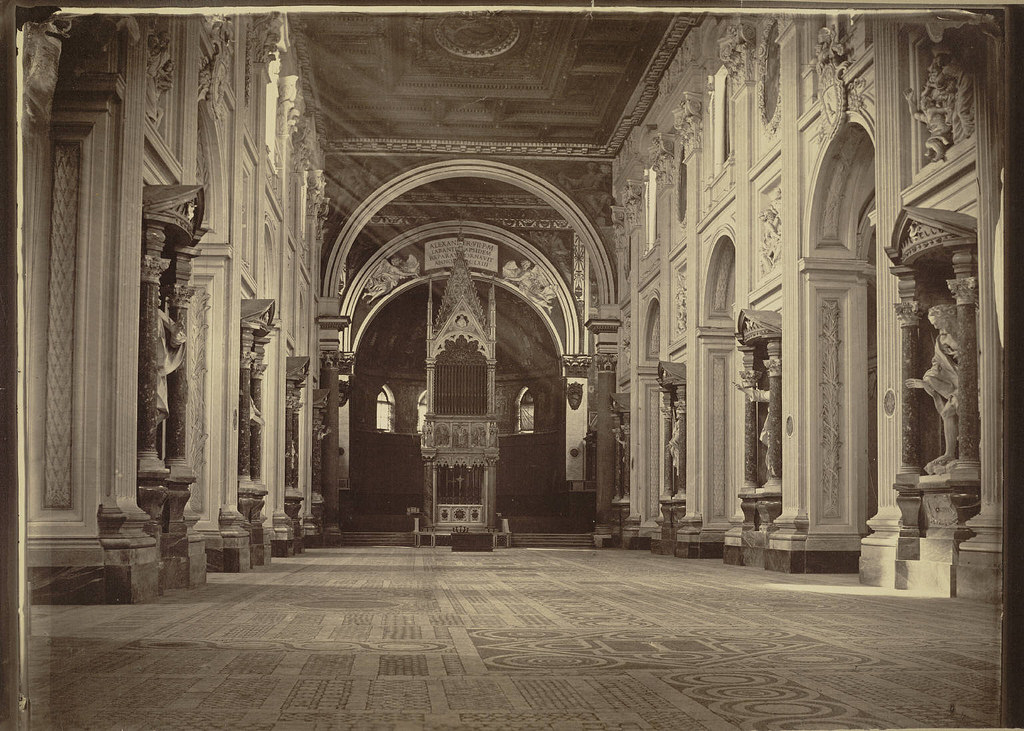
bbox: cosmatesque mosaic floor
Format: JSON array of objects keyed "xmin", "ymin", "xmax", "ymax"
[{"xmin": 29, "ymin": 547, "xmax": 1001, "ymax": 730}]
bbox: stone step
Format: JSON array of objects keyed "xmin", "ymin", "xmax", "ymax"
[
  {"xmin": 512, "ymin": 533, "xmax": 594, "ymax": 549},
  {"xmin": 338, "ymin": 532, "xmax": 415, "ymax": 547}
]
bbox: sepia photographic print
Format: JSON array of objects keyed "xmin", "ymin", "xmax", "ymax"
[{"xmin": 5, "ymin": 2, "xmax": 1021, "ymax": 729}]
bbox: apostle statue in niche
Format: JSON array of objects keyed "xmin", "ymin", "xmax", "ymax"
[
  {"xmin": 155, "ymin": 307, "xmax": 187, "ymax": 424},
  {"xmin": 906, "ymin": 303, "xmax": 960, "ymax": 475},
  {"xmin": 501, "ymin": 259, "xmax": 557, "ymax": 313},
  {"xmin": 362, "ymin": 253, "xmax": 419, "ymax": 303}
]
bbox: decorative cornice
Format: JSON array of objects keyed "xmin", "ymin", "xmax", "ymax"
[{"xmin": 327, "ymin": 138, "xmax": 609, "ymax": 158}]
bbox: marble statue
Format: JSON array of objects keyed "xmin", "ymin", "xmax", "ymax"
[
  {"xmin": 906, "ymin": 303, "xmax": 960, "ymax": 474},
  {"xmin": 155, "ymin": 307, "xmax": 186, "ymax": 424}
]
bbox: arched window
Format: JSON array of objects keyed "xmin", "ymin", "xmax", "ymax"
[
  {"xmin": 416, "ymin": 389, "xmax": 428, "ymax": 433},
  {"xmin": 517, "ymin": 387, "xmax": 535, "ymax": 434},
  {"xmin": 376, "ymin": 385, "xmax": 394, "ymax": 432}
]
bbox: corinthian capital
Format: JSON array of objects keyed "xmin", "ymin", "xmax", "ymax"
[
  {"xmin": 947, "ymin": 277, "xmax": 978, "ymax": 306},
  {"xmin": 893, "ymin": 300, "xmax": 923, "ymax": 327},
  {"xmin": 718, "ymin": 18, "xmax": 756, "ymax": 82},
  {"xmin": 672, "ymin": 91, "xmax": 704, "ymax": 158}
]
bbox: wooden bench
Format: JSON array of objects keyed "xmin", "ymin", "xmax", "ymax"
[{"xmin": 451, "ymin": 531, "xmax": 493, "ymax": 552}]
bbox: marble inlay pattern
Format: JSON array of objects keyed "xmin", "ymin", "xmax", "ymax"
[{"xmin": 29, "ymin": 548, "xmax": 1000, "ymax": 730}]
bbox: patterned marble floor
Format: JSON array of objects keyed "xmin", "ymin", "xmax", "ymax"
[{"xmin": 29, "ymin": 548, "xmax": 1001, "ymax": 730}]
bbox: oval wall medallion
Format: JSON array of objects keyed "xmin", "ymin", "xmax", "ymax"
[
  {"xmin": 435, "ymin": 15, "xmax": 520, "ymax": 59},
  {"xmin": 884, "ymin": 388, "xmax": 896, "ymax": 416},
  {"xmin": 786, "ymin": 415, "xmax": 794, "ymax": 435}
]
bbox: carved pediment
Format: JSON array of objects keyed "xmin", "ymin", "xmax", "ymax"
[
  {"xmin": 142, "ymin": 185, "xmax": 206, "ymax": 247},
  {"xmin": 611, "ymin": 391, "xmax": 631, "ymax": 413},
  {"xmin": 241, "ymin": 298, "xmax": 276, "ymax": 336},
  {"xmin": 736, "ymin": 308, "xmax": 782, "ymax": 345},
  {"xmin": 286, "ymin": 355, "xmax": 310, "ymax": 383},
  {"xmin": 312, "ymin": 388, "xmax": 329, "ymax": 409},
  {"xmin": 888, "ymin": 207, "xmax": 977, "ymax": 267},
  {"xmin": 657, "ymin": 360, "xmax": 686, "ymax": 387}
]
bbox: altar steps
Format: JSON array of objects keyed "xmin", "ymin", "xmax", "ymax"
[
  {"xmin": 338, "ymin": 532, "xmax": 415, "ymax": 547},
  {"xmin": 512, "ymin": 533, "xmax": 594, "ymax": 549}
]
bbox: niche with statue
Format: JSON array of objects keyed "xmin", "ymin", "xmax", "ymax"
[{"xmin": 886, "ymin": 207, "xmax": 981, "ymax": 541}]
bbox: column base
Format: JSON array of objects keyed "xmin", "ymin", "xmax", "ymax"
[
  {"xmin": 674, "ymin": 527, "xmax": 725, "ymax": 559},
  {"xmin": 160, "ymin": 529, "xmax": 191, "ymax": 591},
  {"xmin": 28, "ymin": 536, "xmax": 164, "ymax": 604},
  {"xmin": 323, "ymin": 526, "xmax": 343, "ymax": 547},
  {"xmin": 723, "ymin": 524, "xmax": 745, "ymax": 565},
  {"xmin": 859, "ymin": 535, "xmax": 899, "ymax": 588},
  {"xmin": 188, "ymin": 534, "xmax": 207, "ymax": 588},
  {"xmin": 741, "ymin": 528, "xmax": 767, "ymax": 568},
  {"xmin": 206, "ymin": 531, "xmax": 251, "ymax": 573},
  {"xmin": 271, "ymin": 537, "xmax": 295, "ymax": 558}
]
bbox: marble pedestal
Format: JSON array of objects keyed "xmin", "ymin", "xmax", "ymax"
[
  {"xmin": 674, "ymin": 527, "xmax": 725, "ymax": 559},
  {"xmin": 28, "ymin": 536, "xmax": 162, "ymax": 604},
  {"xmin": 205, "ymin": 530, "xmax": 251, "ymax": 573}
]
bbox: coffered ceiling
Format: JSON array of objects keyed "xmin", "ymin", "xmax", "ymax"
[{"xmin": 292, "ymin": 11, "xmax": 696, "ymax": 157}]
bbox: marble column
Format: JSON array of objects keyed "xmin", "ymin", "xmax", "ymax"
[
  {"xmin": 673, "ymin": 391, "xmax": 686, "ymax": 497},
  {"xmin": 594, "ymin": 356, "xmax": 617, "ymax": 536},
  {"xmin": 137, "ymin": 223, "xmax": 170, "ymax": 541},
  {"xmin": 660, "ymin": 389, "xmax": 674, "ymax": 500},
  {"xmin": 160, "ymin": 276, "xmax": 196, "ymax": 590},
  {"xmin": 236, "ymin": 325, "xmax": 256, "ymax": 556},
  {"xmin": 948, "ymin": 255, "xmax": 980, "ymax": 471},
  {"xmin": 305, "ymin": 391, "xmax": 327, "ymax": 545},
  {"xmin": 893, "ymin": 295, "xmax": 923, "ymax": 538},
  {"xmin": 281, "ymin": 375, "xmax": 304, "ymax": 556},
  {"xmin": 249, "ymin": 339, "xmax": 270, "ymax": 566},
  {"xmin": 739, "ymin": 346, "xmax": 760, "ymax": 495},
  {"xmin": 760, "ymin": 340, "xmax": 784, "ymax": 533},
  {"xmin": 421, "ymin": 460, "xmax": 434, "ymax": 532},
  {"xmin": 320, "ymin": 350, "xmax": 342, "ymax": 545}
]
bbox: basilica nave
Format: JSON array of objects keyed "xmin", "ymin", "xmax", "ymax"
[{"xmin": 5, "ymin": 4, "xmax": 1020, "ymax": 729}]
